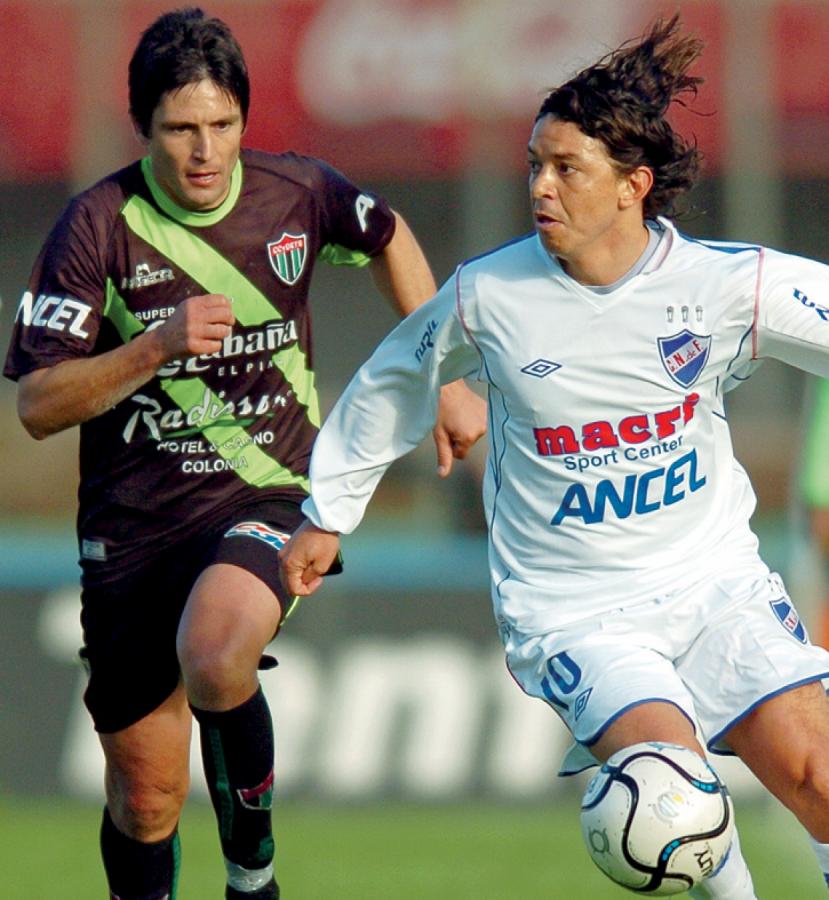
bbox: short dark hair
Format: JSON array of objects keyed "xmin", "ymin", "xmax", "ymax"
[
  {"xmin": 536, "ymin": 16, "xmax": 704, "ymax": 218},
  {"xmin": 129, "ymin": 6, "xmax": 250, "ymax": 138}
]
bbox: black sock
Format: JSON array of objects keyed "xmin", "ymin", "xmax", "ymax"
[
  {"xmin": 191, "ymin": 687, "xmax": 276, "ymax": 887},
  {"xmin": 100, "ymin": 806, "xmax": 180, "ymax": 900}
]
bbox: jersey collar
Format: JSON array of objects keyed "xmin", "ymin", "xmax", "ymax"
[
  {"xmin": 140, "ymin": 156, "xmax": 243, "ymax": 227},
  {"xmin": 537, "ymin": 216, "xmax": 675, "ymax": 291}
]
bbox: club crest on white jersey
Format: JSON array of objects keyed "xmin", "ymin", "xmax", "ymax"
[{"xmin": 658, "ymin": 329, "xmax": 711, "ymax": 388}]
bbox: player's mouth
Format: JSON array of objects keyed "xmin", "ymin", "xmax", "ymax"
[
  {"xmin": 187, "ymin": 170, "xmax": 220, "ymax": 188},
  {"xmin": 534, "ymin": 209, "xmax": 564, "ymax": 232}
]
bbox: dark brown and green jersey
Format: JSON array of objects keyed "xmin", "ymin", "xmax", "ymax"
[{"xmin": 4, "ymin": 149, "xmax": 396, "ymax": 582}]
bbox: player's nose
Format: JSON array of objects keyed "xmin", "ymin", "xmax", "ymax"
[
  {"xmin": 530, "ymin": 170, "xmax": 558, "ymax": 200},
  {"xmin": 192, "ymin": 128, "xmax": 213, "ymax": 161}
]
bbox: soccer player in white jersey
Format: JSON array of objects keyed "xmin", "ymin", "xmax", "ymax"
[{"xmin": 280, "ymin": 16, "xmax": 829, "ymax": 897}]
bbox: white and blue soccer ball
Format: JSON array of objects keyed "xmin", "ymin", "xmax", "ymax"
[{"xmin": 580, "ymin": 742, "xmax": 734, "ymax": 895}]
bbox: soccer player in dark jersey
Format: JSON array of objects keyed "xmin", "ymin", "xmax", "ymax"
[{"xmin": 3, "ymin": 7, "xmax": 485, "ymax": 900}]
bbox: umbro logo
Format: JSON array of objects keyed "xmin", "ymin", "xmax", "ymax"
[
  {"xmin": 521, "ymin": 358, "xmax": 561, "ymax": 378},
  {"xmin": 574, "ymin": 688, "xmax": 592, "ymax": 720}
]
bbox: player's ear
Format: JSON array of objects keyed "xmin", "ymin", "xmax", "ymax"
[{"xmin": 619, "ymin": 166, "xmax": 654, "ymax": 210}]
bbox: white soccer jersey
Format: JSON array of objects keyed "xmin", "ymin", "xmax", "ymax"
[{"xmin": 304, "ymin": 218, "xmax": 829, "ymax": 637}]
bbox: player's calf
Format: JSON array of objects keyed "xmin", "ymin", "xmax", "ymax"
[
  {"xmin": 191, "ymin": 687, "xmax": 279, "ymax": 897},
  {"xmin": 100, "ymin": 807, "xmax": 180, "ymax": 899}
]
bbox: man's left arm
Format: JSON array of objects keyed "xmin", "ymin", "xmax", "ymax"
[
  {"xmin": 370, "ymin": 210, "xmax": 486, "ymax": 476},
  {"xmin": 756, "ymin": 249, "xmax": 829, "ymax": 377}
]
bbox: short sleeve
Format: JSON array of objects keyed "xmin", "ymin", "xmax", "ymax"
[
  {"xmin": 4, "ymin": 195, "xmax": 107, "ymax": 380},
  {"xmin": 314, "ymin": 160, "xmax": 396, "ymax": 262}
]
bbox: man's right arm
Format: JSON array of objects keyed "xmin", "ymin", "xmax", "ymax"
[
  {"xmin": 17, "ymin": 294, "xmax": 235, "ymax": 439},
  {"xmin": 278, "ymin": 281, "xmax": 481, "ymax": 598}
]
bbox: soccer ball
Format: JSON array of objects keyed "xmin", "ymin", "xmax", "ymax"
[{"xmin": 580, "ymin": 742, "xmax": 734, "ymax": 895}]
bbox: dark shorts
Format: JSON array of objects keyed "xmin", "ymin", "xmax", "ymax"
[{"xmin": 79, "ymin": 498, "xmax": 308, "ymax": 734}]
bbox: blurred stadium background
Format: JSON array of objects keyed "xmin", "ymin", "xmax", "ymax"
[{"xmin": 2, "ymin": 0, "xmax": 829, "ymax": 896}]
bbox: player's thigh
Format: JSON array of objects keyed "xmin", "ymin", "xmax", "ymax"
[
  {"xmin": 508, "ymin": 627, "xmax": 700, "ymax": 752},
  {"xmin": 593, "ymin": 701, "xmax": 703, "ymax": 762},
  {"xmin": 80, "ymin": 561, "xmax": 193, "ymax": 734},
  {"xmin": 209, "ymin": 502, "xmax": 308, "ymax": 616},
  {"xmin": 99, "ymin": 680, "xmax": 192, "ymax": 836},
  {"xmin": 179, "ymin": 561, "xmax": 282, "ymax": 661},
  {"xmin": 725, "ymin": 680, "xmax": 829, "ymax": 799},
  {"xmin": 179, "ymin": 504, "xmax": 304, "ymax": 653},
  {"xmin": 178, "ymin": 501, "xmax": 308, "ymax": 705},
  {"xmin": 677, "ymin": 570, "xmax": 829, "ymax": 753}
]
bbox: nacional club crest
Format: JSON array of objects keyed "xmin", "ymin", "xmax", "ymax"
[
  {"xmin": 770, "ymin": 597, "xmax": 807, "ymax": 643},
  {"xmin": 267, "ymin": 232, "xmax": 307, "ymax": 285},
  {"xmin": 657, "ymin": 329, "xmax": 711, "ymax": 388}
]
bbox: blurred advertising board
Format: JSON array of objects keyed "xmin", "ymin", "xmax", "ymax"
[
  {"xmin": 0, "ymin": 0, "xmax": 731, "ymax": 181},
  {"xmin": 0, "ymin": 527, "xmax": 765, "ymax": 801}
]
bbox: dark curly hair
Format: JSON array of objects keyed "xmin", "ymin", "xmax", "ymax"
[
  {"xmin": 536, "ymin": 15, "xmax": 704, "ymax": 218},
  {"xmin": 129, "ymin": 7, "xmax": 249, "ymax": 138}
]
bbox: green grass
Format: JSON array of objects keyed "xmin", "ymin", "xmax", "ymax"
[{"xmin": 2, "ymin": 796, "xmax": 824, "ymax": 898}]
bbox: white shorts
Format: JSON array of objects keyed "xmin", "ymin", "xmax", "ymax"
[{"xmin": 505, "ymin": 566, "xmax": 829, "ymax": 775}]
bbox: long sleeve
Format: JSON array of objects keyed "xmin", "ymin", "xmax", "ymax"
[
  {"xmin": 303, "ymin": 278, "xmax": 481, "ymax": 533},
  {"xmin": 755, "ymin": 249, "xmax": 829, "ymax": 377}
]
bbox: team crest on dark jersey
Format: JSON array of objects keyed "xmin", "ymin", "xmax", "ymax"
[
  {"xmin": 267, "ymin": 233, "xmax": 307, "ymax": 285},
  {"xmin": 657, "ymin": 329, "xmax": 711, "ymax": 388}
]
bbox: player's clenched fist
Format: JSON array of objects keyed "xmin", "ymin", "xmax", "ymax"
[
  {"xmin": 154, "ymin": 293, "xmax": 236, "ymax": 361},
  {"xmin": 279, "ymin": 521, "xmax": 341, "ymax": 596}
]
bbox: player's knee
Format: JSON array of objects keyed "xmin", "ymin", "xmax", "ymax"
[
  {"xmin": 775, "ymin": 747, "xmax": 829, "ymax": 839},
  {"xmin": 179, "ymin": 642, "xmax": 252, "ymax": 704},
  {"xmin": 802, "ymin": 751, "xmax": 829, "ymax": 807},
  {"xmin": 109, "ymin": 780, "xmax": 185, "ymax": 842}
]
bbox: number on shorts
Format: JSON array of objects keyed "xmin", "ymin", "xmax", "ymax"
[{"xmin": 540, "ymin": 651, "xmax": 582, "ymax": 710}]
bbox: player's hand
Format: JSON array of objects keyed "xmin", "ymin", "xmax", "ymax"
[
  {"xmin": 279, "ymin": 521, "xmax": 341, "ymax": 596},
  {"xmin": 433, "ymin": 380, "xmax": 487, "ymax": 478},
  {"xmin": 153, "ymin": 294, "xmax": 236, "ymax": 361}
]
